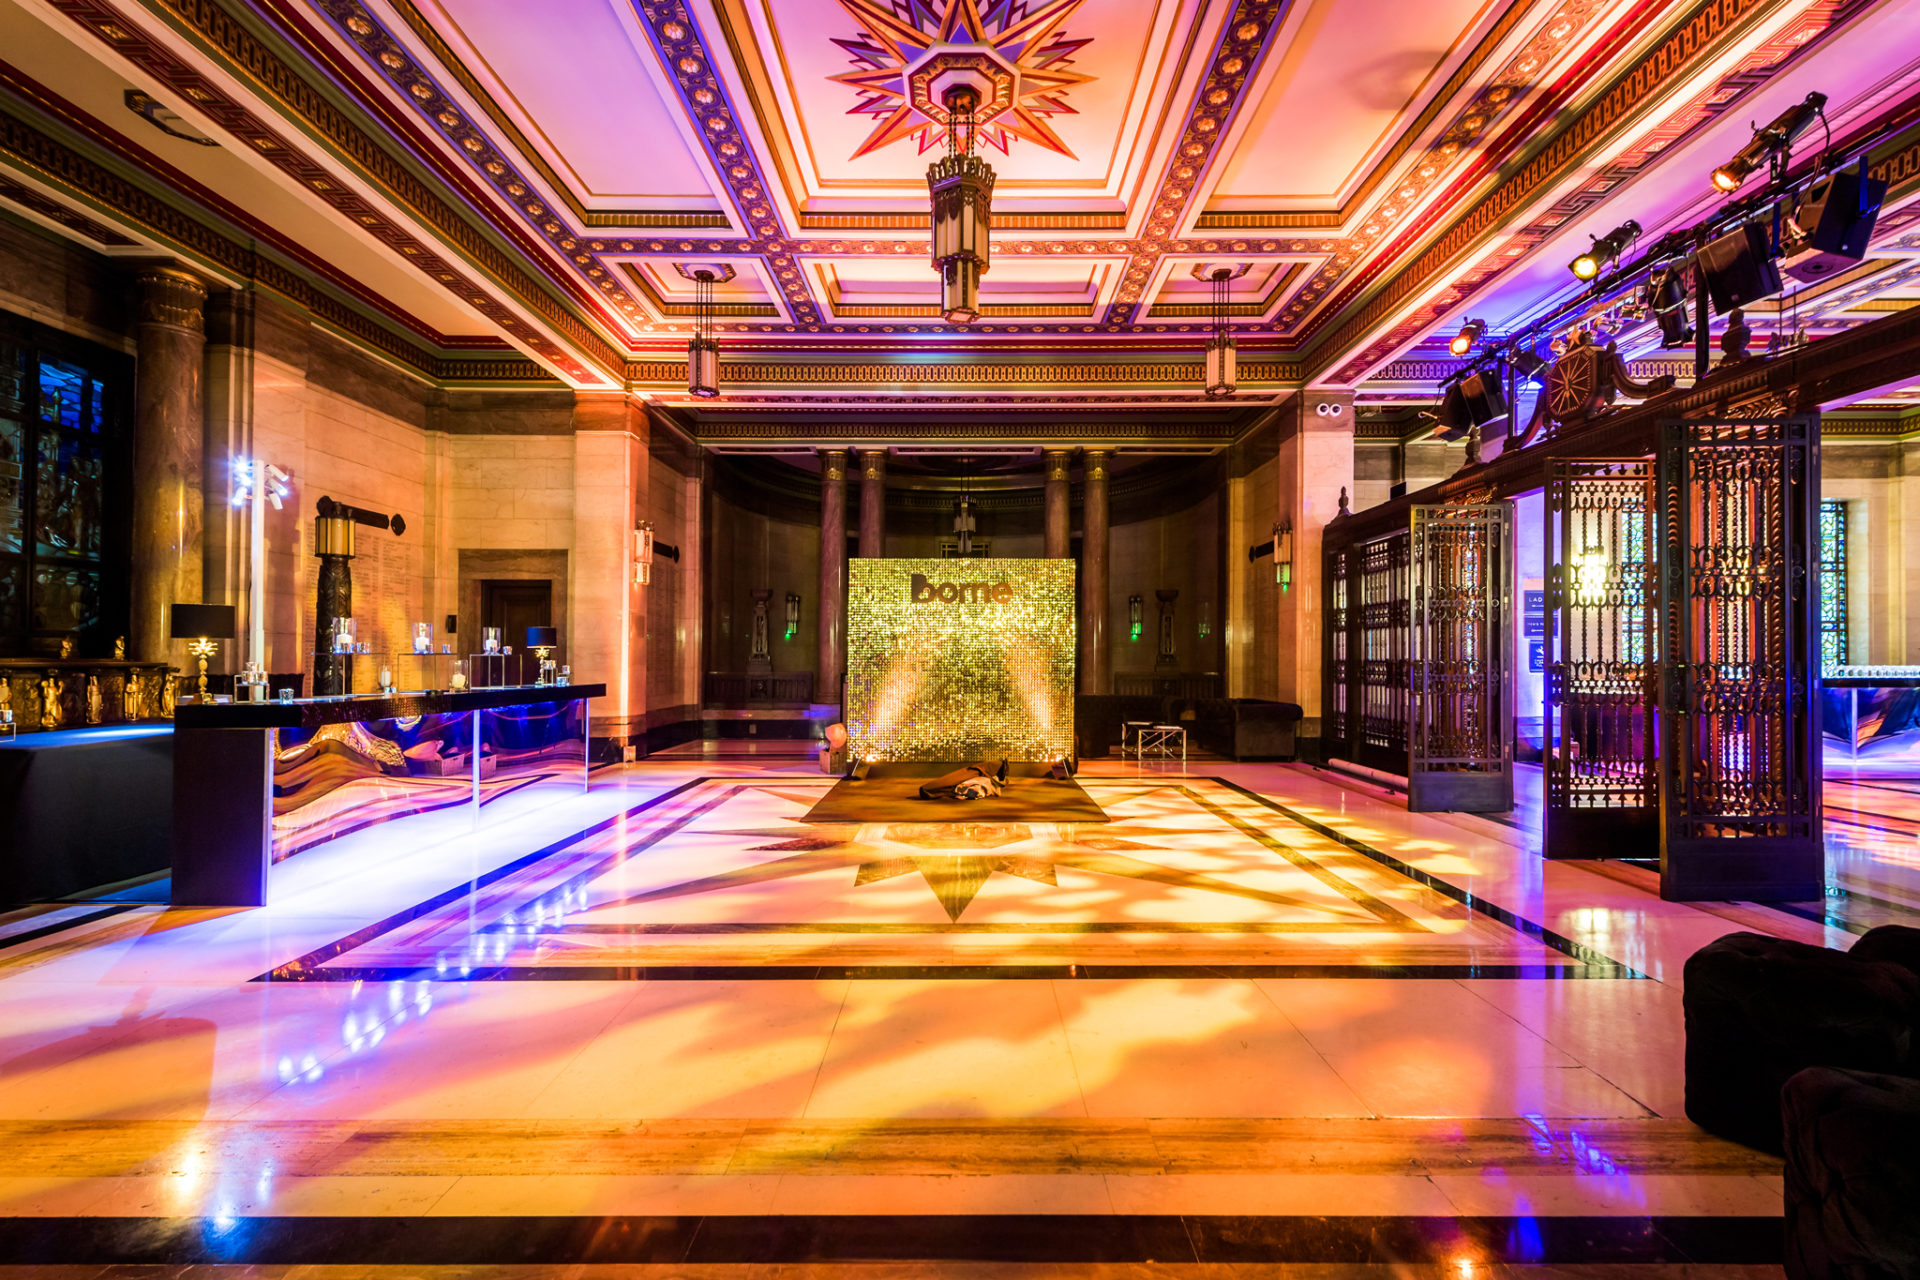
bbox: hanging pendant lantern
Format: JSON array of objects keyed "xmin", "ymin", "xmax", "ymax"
[
  {"xmin": 1204, "ymin": 266, "xmax": 1237, "ymax": 398},
  {"xmin": 688, "ymin": 267, "xmax": 720, "ymax": 398},
  {"xmin": 928, "ymin": 85, "xmax": 994, "ymax": 327}
]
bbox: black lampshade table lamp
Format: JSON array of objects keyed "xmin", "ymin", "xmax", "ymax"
[
  {"xmin": 527, "ymin": 626, "xmax": 558, "ymax": 687},
  {"xmin": 171, "ymin": 603, "xmax": 237, "ymax": 702}
]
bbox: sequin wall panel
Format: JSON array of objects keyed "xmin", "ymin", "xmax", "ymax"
[{"xmin": 846, "ymin": 559, "xmax": 1077, "ymax": 762}]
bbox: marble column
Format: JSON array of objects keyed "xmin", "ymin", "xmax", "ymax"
[
  {"xmin": 131, "ymin": 265, "xmax": 208, "ymax": 663},
  {"xmin": 1043, "ymin": 448, "xmax": 1072, "ymax": 557},
  {"xmin": 1276, "ymin": 390, "xmax": 1355, "ymax": 746},
  {"xmin": 1078, "ymin": 448, "xmax": 1111, "ymax": 694},
  {"xmin": 818, "ymin": 448, "xmax": 849, "ymax": 706},
  {"xmin": 572, "ymin": 394, "xmax": 648, "ymax": 755},
  {"xmin": 858, "ymin": 447, "xmax": 887, "ymax": 557}
]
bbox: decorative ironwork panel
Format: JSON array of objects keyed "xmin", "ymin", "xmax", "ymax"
[
  {"xmin": 1357, "ymin": 529, "xmax": 1411, "ymax": 768},
  {"xmin": 1327, "ymin": 544, "xmax": 1351, "ymax": 751},
  {"xmin": 1656, "ymin": 416, "xmax": 1821, "ymax": 900},
  {"xmin": 1409, "ymin": 503, "xmax": 1512, "ymax": 812},
  {"xmin": 1545, "ymin": 459, "xmax": 1657, "ymax": 854},
  {"xmin": 1818, "ymin": 499, "xmax": 1847, "ymax": 671}
]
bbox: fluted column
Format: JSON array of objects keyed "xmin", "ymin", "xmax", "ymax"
[
  {"xmin": 1078, "ymin": 448, "xmax": 1111, "ymax": 693},
  {"xmin": 1043, "ymin": 449, "xmax": 1071, "ymax": 558},
  {"xmin": 858, "ymin": 447, "xmax": 887, "ymax": 557},
  {"xmin": 818, "ymin": 448, "xmax": 849, "ymax": 706},
  {"xmin": 131, "ymin": 265, "xmax": 208, "ymax": 663}
]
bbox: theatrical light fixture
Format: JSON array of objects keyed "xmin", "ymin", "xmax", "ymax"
[
  {"xmin": 1711, "ymin": 91, "xmax": 1827, "ymax": 192},
  {"xmin": 1510, "ymin": 347, "xmax": 1547, "ymax": 383},
  {"xmin": 1448, "ymin": 319, "xmax": 1486, "ymax": 357},
  {"xmin": 1644, "ymin": 266, "xmax": 1695, "ymax": 348},
  {"xmin": 688, "ymin": 268, "xmax": 720, "ymax": 398},
  {"xmin": 1204, "ymin": 267, "xmax": 1238, "ymax": 397},
  {"xmin": 929, "ymin": 85, "xmax": 994, "ymax": 326},
  {"xmin": 1569, "ymin": 219, "xmax": 1641, "ymax": 281}
]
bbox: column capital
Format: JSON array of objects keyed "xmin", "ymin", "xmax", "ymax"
[
  {"xmin": 1042, "ymin": 448, "xmax": 1073, "ymax": 481},
  {"xmin": 1082, "ymin": 447, "xmax": 1112, "ymax": 481},
  {"xmin": 859, "ymin": 447, "xmax": 887, "ymax": 481},
  {"xmin": 134, "ymin": 265, "xmax": 208, "ymax": 335},
  {"xmin": 819, "ymin": 447, "xmax": 849, "ymax": 483}
]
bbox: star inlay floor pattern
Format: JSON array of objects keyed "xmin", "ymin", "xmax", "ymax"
[{"xmin": 266, "ymin": 777, "xmax": 1633, "ymax": 980}]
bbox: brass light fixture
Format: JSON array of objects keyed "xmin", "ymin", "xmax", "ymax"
[
  {"xmin": 928, "ymin": 85, "xmax": 994, "ymax": 326},
  {"xmin": 634, "ymin": 522, "xmax": 654, "ymax": 586},
  {"xmin": 1448, "ymin": 318, "xmax": 1486, "ymax": 356},
  {"xmin": 1204, "ymin": 266, "xmax": 1237, "ymax": 397},
  {"xmin": 688, "ymin": 268, "xmax": 720, "ymax": 398},
  {"xmin": 1274, "ymin": 521, "xmax": 1294, "ymax": 591}
]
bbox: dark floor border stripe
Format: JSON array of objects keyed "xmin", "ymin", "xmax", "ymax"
[
  {"xmin": 254, "ymin": 778, "xmax": 712, "ymax": 981},
  {"xmin": 0, "ymin": 1214, "xmax": 1784, "ymax": 1265},
  {"xmin": 1212, "ymin": 776, "xmax": 1647, "ymax": 979},
  {"xmin": 0, "ymin": 903, "xmax": 138, "ymax": 951},
  {"xmin": 264, "ymin": 961, "xmax": 1635, "ymax": 981}
]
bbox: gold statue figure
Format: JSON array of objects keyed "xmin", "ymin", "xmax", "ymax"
[
  {"xmin": 113, "ymin": 636, "xmax": 126, "ymax": 660},
  {"xmin": 40, "ymin": 670, "xmax": 64, "ymax": 730},
  {"xmin": 86, "ymin": 676, "xmax": 102, "ymax": 725}
]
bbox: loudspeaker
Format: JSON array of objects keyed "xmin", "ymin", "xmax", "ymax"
[
  {"xmin": 1698, "ymin": 221, "xmax": 1782, "ymax": 314},
  {"xmin": 1458, "ymin": 369, "xmax": 1506, "ymax": 427},
  {"xmin": 1782, "ymin": 163, "xmax": 1886, "ymax": 283}
]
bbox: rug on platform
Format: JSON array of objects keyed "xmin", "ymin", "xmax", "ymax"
[{"xmin": 803, "ymin": 761, "xmax": 1108, "ymax": 824}]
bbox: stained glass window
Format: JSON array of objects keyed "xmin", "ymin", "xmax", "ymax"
[
  {"xmin": 1819, "ymin": 499, "xmax": 1848, "ymax": 672},
  {"xmin": 0, "ymin": 320, "xmax": 130, "ymax": 656}
]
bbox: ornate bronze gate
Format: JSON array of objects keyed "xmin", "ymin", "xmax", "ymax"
[
  {"xmin": 1325, "ymin": 527, "xmax": 1412, "ymax": 773},
  {"xmin": 1656, "ymin": 416, "xmax": 1822, "ymax": 901},
  {"xmin": 1409, "ymin": 503, "xmax": 1513, "ymax": 812},
  {"xmin": 1545, "ymin": 459, "xmax": 1657, "ymax": 857}
]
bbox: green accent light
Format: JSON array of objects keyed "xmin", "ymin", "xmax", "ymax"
[{"xmin": 1130, "ymin": 622, "xmax": 1142, "ymax": 642}]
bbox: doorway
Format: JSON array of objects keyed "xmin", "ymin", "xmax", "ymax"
[{"xmin": 481, "ymin": 579, "xmax": 553, "ymax": 650}]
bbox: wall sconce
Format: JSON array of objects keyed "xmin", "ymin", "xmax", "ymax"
[
  {"xmin": 1129, "ymin": 594, "xmax": 1143, "ymax": 642},
  {"xmin": 634, "ymin": 522, "xmax": 654, "ymax": 586},
  {"xmin": 1274, "ymin": 521, "xmax": 1294, "ymax": 591},
  {"xmin": 784, "ymin": 592, "xmax": 801, "ymax": 641}
]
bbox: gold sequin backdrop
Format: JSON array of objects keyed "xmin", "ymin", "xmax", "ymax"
[{"xmin": 845, "ymin": 559, "xmax": 1077, "ymax": 762}]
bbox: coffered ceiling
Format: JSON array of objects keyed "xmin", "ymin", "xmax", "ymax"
[{"xmin": 2, "ymin": 0, "xmax": 1919, "ymax": 424}]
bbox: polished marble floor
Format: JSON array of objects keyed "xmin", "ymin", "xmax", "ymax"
[{"xmin": 2, "ymin": 754, "xmax": 1900, "ymax": 1275}]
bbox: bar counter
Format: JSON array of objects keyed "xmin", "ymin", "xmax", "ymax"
[
  {"xmin": 173, "ymin": 683, "xmax": 602, "ymax": 907},
  {"xmin": 1821, "ymin": 667, "xmax": 1920, "ymax": 758}
]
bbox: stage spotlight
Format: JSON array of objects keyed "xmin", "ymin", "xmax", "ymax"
[
  {"xmin": 1698, "ymin": 220, "xmax": 1784, "ymax": 314},
  {"xmin": 1510, "ymin": 348, "xmax": 1547, "ymax": 383},
  {"xmin": 1781, "ymin": 156, "xmax": 1886, "ymax": 283},
  {"xmin": 1711, "ymin": 91, "xmax": 1827, "ymax": 192},
  {"xmin": 1449, "ymin": 319, "xmax": 1485, "ymax": 356},
  {"xmin": 1569, "ymin": 219, "xmax": 1642, "ymax": 281},
  {"xmin": 1644, "ymin": 267, "xmax": 1694, "ymax": 348}
]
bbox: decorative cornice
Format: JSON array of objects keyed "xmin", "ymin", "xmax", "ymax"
[
  {"xmin": 0, "ymin": 173, "xmax": 135, "ymax": 245},
  {"xmin": 41, "ymin": 0, "xmax": 621, "ymax": 383},
  {"xmin": 0, "ymin": 92, "xmax": 552, "ymax": 385}
]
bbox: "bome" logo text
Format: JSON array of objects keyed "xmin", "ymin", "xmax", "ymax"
[{"xmin": 911, "ymin": 573, "xmax": 1015, "ymax": 605}]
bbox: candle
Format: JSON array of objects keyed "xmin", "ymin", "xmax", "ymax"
[{"xmin": 379, "ymin": 666, "xmax": 392, "ymax": 689}]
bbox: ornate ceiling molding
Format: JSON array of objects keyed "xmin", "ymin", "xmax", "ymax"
[
  {"xmin": 1317, "ymin": 0, "xmax": 1879, "ymax": 385},
  {"xmin": 0, "ymin": 84, "xmax": 551, "ymax": 384},
  {"xmin": 40, "ymin": 0, "xmax": 628, "ymax": 383}
]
